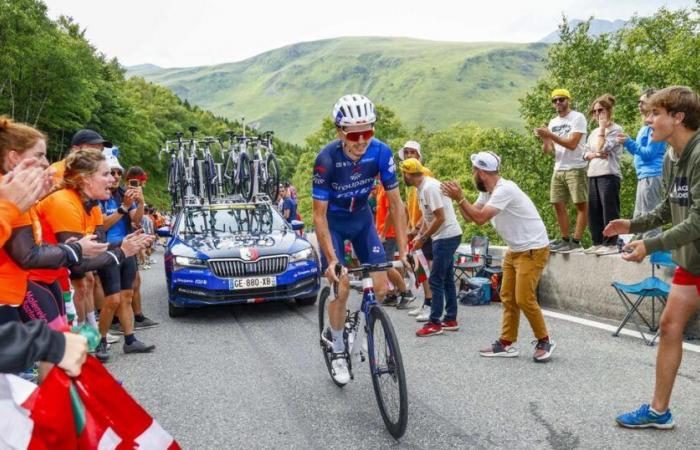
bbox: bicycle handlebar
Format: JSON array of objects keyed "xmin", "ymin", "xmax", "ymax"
[{"xmin": 333, "ymin": 254, "xmax": 413, "ymax": 278}]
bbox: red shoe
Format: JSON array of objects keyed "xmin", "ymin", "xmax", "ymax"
[
  {"xmin": 416, "ymin": 322, "xmax": 443, "ymax": 337},
  {"xmin": 441, "ymin": 320, "xmax": 459, "ymax": 331}
]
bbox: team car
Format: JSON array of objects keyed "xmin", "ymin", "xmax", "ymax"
[{"xmin": 159, "ymin": 201, "xmax": 320, "ymax": 317}]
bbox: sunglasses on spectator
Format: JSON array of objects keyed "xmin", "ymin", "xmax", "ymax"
[
  {"xmin": 341, "ymin": 128, "xmax": 374, "ymax": 142},
  {"xmin": 110, "ymin": 170, "xmax": 122, "ymax": 176},
  {"xmin": 552, "ymin": 97, "xmax": 568, "ymax": 104}
]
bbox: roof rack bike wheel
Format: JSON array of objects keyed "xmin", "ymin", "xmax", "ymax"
[
  {"xmin": 223, "ymin": 149, "xmax": 239, "ymax": 196},
  {"xmin": 265, "ymin": 153, "xmax": 280, "ymax": 202},
  {"xmin": 238, "ymin": 152, "xmax": 253, "ymax": 202}
]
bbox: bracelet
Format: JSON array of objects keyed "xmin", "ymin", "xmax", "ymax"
[{"xmin": 117, "ymin": 206, "xmax": 127, "ymax": 215}]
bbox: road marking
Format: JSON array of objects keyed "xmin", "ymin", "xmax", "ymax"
[{"xmin": 542, "ymin": 309, "xmax": 700, "ymax": 354}]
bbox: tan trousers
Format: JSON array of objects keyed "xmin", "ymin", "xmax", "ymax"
[{"xmin": 500, "ymin": 246, "xmax": 550, "ymax": 342}]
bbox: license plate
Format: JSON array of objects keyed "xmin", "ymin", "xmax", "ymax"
[{"xmin": 228, "ymin": 276, "xmax": 277, "ymax": 290}]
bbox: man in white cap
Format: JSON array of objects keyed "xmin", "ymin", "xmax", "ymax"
[
  {"xmin": 398, "ymin": 141, "xmax": 434, "ymax": 319},
  {"xmin": 442, "ymin": 152, "xmax": 556, "ymax": 362}
]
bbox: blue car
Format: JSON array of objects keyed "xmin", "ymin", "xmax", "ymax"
[{"xmin": 159, "ymin": 201, "xmax": 320, "ymax": 317}]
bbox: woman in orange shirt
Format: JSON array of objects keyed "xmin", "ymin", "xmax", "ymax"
[
  {"xmin": 39, "ymin": 149, "xmax": 153, "ymax": 361},
  {"xmin": 0, "ymin": 118, "xmax": 110, "ymax": 331}
]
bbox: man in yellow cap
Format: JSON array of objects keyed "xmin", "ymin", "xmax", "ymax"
[
  {"xmin": 534, "ymin": 88, "xmax": 588, "ymax": 253},
  {"xmin": 401, "ymin": 158, "xmax": 463, "ymax": 337}
]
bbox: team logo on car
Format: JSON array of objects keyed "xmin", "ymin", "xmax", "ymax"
[
  {"xmin": 240, "ymin": 247, "xmax": 260, "ymax": 261},
  {"xmin": 372, "ymin": 246, "xmax": 381, "ymax": 253}
]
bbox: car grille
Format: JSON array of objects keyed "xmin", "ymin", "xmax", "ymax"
[{"xmin": 208, "ymin": 256, "xmax": 289, "ymax": 278}]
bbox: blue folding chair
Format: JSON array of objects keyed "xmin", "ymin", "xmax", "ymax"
[{"xmin": 611, "ymin": 251, "xmax": 676, "ymax": 346}]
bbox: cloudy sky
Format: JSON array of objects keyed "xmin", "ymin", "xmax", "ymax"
[{"xmin": 44, "ymin": 0, "xmax": 694, "ymax": 68}]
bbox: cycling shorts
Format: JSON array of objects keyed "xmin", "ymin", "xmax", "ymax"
[
  {"xmin": 0, "ymin": 281, "xmax": 66, "ymax": 331},
  {"xmin": 97, "ymin": 256, "xmax": 137, "ymax": 296},
  {"xmin": 321, "ymin": 207, "xmax": 386, "ymax": 271}
]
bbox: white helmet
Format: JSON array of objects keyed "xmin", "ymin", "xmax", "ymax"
[{"xmin": 332, "ymin": 94, "xmax": 376, "ymax": 127}]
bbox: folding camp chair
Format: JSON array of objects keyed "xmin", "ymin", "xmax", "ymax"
[
  {"xmin": 611, "ymin": 251, "xmax": 676, "ymax": 346},
  {"xmin": 455, "ymin": 236, "xmax": 500, "ymax": 291}
]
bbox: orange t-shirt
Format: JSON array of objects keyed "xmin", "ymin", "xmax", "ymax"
[
  {"xmin": 375, "ymin": 185, "xmax": 396, "ymax": 239},
  {"xmin": 50, "ymin": 159, "xmax": 66, "ymax": 184},
  {"xmin": 0, "ymin": 207, "xmax": 32, "ymax": 306},
  {"xmin": 27, "ymin": 206, "xmax": 68, "ymax": 285},
  {"xmin": 0, "ymin": 200, "xmax": 21, "ymax": 248},
  {"xmin": 33, "ymin": 188, "xmax": 103, "ymax": 287}
]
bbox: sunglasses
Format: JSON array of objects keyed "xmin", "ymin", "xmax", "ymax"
[
  {"xmin": 110, "ymin": 170, "xmax": 122, "ymax": 176},
  {"xmin": 592, "ymin": 108, "xmax": 606, "ymax": 114},
  {"xmin": 341, "ymin": 128, "xmax": 374, "ymax": 142},
  {"xmin": 552, "ymin": 97, "xmax": 568, "ymax": 104}
]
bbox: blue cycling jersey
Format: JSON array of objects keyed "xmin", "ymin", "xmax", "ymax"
[{"xmin": 312, "ymin": 139, "xmax": 399, "ymax": 214}]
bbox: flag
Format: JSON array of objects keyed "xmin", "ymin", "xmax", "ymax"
[
  {"xmin": 0, "ymin": 357, "xmax": 180, "ymax": 449},
  {"xmin": 413, "ymin": 250, "xmax": 430, "ymax": 288}
]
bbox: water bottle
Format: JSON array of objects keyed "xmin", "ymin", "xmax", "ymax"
[{"xmin": 72, "ymin": 323, "xmax": 101, "ymax": 352}]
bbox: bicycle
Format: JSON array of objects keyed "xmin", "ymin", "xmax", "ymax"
[
  {"xmin": 256, "ymin": 131, "xmax": 280, "ymax": 202},
  {"xmin": 222, "ymin": 130, "xmax": 252, "ymax": 198},
  {"xmin": 318, "ymin": 262, "xmax": 409, "ymax": 439}
]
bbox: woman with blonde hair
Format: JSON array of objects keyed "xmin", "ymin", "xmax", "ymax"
[
  {"xmin": 582, "ymin": 94, "xmax": 625, "ymax": 255},
  {"xmin": 37, "ymin": 148, "xmax": 154, "ymax": 362}
]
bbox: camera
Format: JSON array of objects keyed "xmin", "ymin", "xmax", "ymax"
[{"xmin": 128, "ymin": 179, "xmax": 140, "ymax": 188}]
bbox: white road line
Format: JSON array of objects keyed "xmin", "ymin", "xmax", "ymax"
[{"xmin": 542, "ymin": 309, "xmax": 700, "ymax": 354}]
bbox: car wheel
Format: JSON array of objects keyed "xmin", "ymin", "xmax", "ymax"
[
  {"xmin": 168, "ymin": 302, "xmax": 188, "ymax": 318},
  {"xmin": 295, "ymin": 295, "xmax": 317, "ymax": 306}
]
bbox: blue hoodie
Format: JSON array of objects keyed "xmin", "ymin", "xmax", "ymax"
[{"xmin": 623, "ymin": 125, "xmax": 667, "ymax": 179}]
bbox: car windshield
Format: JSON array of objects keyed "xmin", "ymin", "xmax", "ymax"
[{"xmin": 178, "ymin": 203, "xmax": 288, "ymax": 236}]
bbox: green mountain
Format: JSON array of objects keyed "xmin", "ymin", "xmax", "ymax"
[{"xmin": 127, "ymin": 37, "xmax": 548, "ymax": 144}]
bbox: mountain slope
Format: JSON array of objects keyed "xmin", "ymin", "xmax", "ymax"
[
  {"xmin": 128, "ymin": 37, "xmax": 548, "ymax": 144},
  {"xmin": 540, "ymin": 19, "xmax": 627, "ymax": 43}
]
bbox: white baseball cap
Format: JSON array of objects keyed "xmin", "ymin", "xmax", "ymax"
[
  {"xmin": 470, "ymin": 151, "xmax": 501, "ymax": 172},
  {"xmin": 398, "ymin": 140, "xmax": 421, "ymax": 161},
  {"xmin": 102, "ymin": 147, "xmax": 124, "ymax": 171}
]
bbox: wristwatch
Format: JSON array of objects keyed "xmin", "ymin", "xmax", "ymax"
[
  {"xmin": 420, "ymin": 235, "xmax": 429, "ymax": 244},
  {"xmin": 117, "ymin": 206, "xmax": 128, "ymax": 215}
]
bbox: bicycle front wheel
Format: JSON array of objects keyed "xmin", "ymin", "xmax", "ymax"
[
  {"xmin": 367, "ymin": 306, "xmax": 408, "ymax": 439},
  {"xmin": 265, "ymin": 153, "xmax": 280, "ymax": 201}
]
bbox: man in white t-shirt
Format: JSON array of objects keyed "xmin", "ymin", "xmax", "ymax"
[
  {"xmin": 401, "ymin": 158, "xmax": 463, "ymax": 337},
  {"xmin": 534, "ymin": 88, "xmax": 588, "ymax": 253},
  {"xmin": 442, "ymin": 152, "xmax": 556, "ymax": 362}
]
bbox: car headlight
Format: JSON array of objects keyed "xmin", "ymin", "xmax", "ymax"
[
  {"xmin": 173, "ymin": 256, "xmax": 207, "ymax": 269},
  {"xmin": 290, "ymin": 248, "xmax": 314, "ymax": 263}
]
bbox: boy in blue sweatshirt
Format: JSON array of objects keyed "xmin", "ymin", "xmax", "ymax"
[{"xmin": 616, "ymin": 89, "xmax": 667, "ymax": 238}]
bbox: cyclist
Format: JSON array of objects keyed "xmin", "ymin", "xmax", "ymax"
[{"xmin": 312, "ymin": 94, "xmax": 410, "ymax": 385}]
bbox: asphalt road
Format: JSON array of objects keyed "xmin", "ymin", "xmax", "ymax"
[{"xmin": 109, "ymin": 251, "xmax": 700, "ymax": 449}]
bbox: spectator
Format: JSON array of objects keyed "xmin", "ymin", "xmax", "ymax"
[
  {"xmin": 398, "ymin": 140, "xmax": 433, "ymax": 321},
  {"xmin": 582, "ymin": 94, "xmax": 624, "ymax": 255},
  {"xmin": 616, "ymin": 89, "xmax": 668, "ymax": 239},
  {"xmin": 0, "ymin": 321, "xmax": 87, "ymax": 376},
  {"xmin": 37, "ymin": 150, "xmax": 153, "ymax": 361},
  {"xmin": 607, "ymin": 86, "xmax": 700, "ymax": 429},
  {"xmin": 124, "ymin": 167, "xmax": 159, "ymax": 331},
  {"xmin": 374, "ymin": 182, "xmax": 415, "ymax": 308},
  {"xmin": 281, "ymin": 184, "xmax": 297, "ymax": 224},
  {"xmin": 535, "ymin": 88, "xmax": 588, "ymax": 253},
  {"xmin": 442, "ymin": 151, "xmax": 556, "ymax": 362},
  {"xmin": 400, "ymin": 158, "xmax": 463, "ymax": 337},
  {"xmin": 49, "ymin": 129, "xmax": 112, "ymax": 332}
]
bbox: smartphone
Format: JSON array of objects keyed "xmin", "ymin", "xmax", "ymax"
[{"xmin": 128, "ymin": 179, "xmax": 140, "ymax": 188}]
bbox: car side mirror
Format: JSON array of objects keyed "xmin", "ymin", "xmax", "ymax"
[
  {"xmin": 156, "ymin": 226, "xmax": 172, "ymax": 238},
  {"xmin": 291, "ymin": 220, "xmax": 304, "ymax": 231}
]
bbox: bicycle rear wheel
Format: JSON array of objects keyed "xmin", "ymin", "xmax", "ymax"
[
  {"xmin": 238, "ymin": 152, "xmax": 253, "ymax": 202},
  {"xmin": 265, "ymin": 153, "xmax": 280, "ymax": 201},
  {"xmin": 318, "ymin": 287, "xmax": 346, "ymax": 388},
  {"xmin": 367, "ymin": 306, "xmax": 408, "ymax": 439},
  {"xmin": 203, "ymin": 155, "xmax": 215, "ymax": 204},
  {"xmin": 168, "ymin": 160, "xmax": 180, "ymax": 210},
  {"xmin": 223, "ymin": 152, "xmax": 239, "ymax": 195}
]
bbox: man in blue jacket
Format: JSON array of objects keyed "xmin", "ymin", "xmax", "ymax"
[{"xmin": 616, "ymin": 89, "xmax": 667, "ymax": 238}]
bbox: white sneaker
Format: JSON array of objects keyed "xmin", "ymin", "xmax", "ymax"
[
  {"xmin": 583, "ymin": 245, "xmax": 602, "ymax": 254},
  {"xmin": 408, "ymin": 303, "xmax": 427, "ymax": 316},
  {"xmin": 330, "ymin": 354, "xmax": 350, "ymax": 385},
  {"xmin": 416, "ymin": 307, "xmax": 431, "ymax": 322}
]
